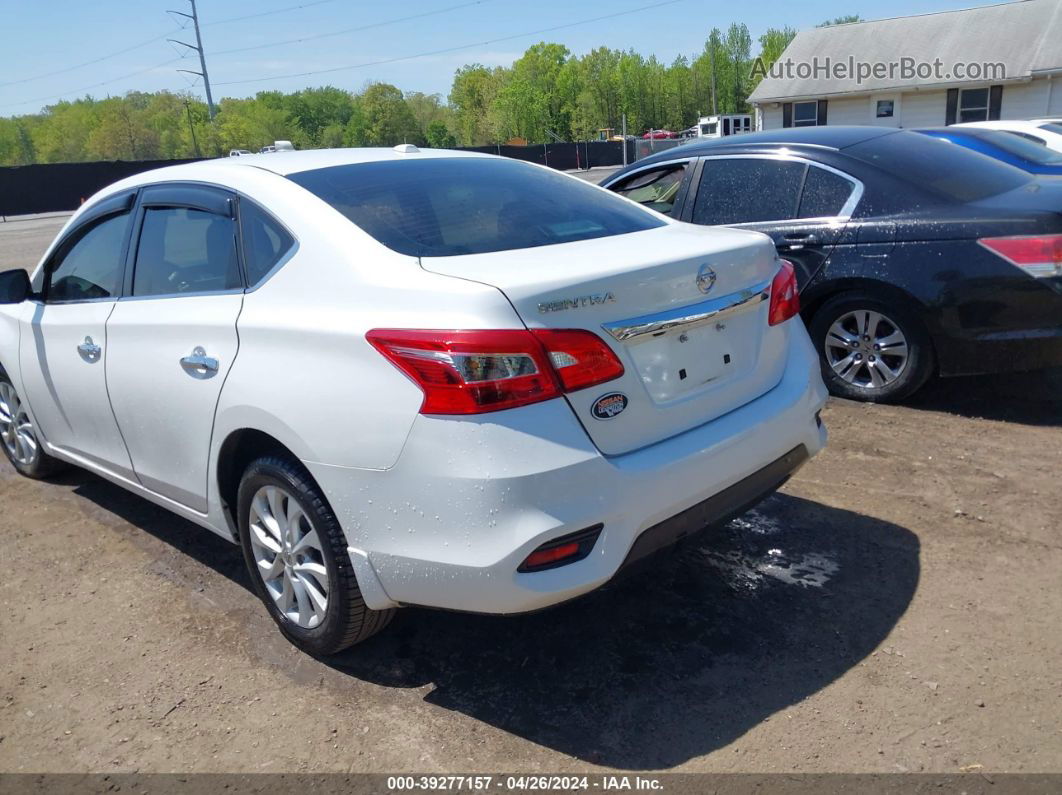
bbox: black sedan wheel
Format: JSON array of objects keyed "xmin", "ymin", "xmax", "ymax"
[{"xmin": 809, "ymin": 292, "xmax": 934, "ymax": 402}]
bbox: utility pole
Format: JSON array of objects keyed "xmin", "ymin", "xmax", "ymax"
[
  {"xmin": 183, "ymin": 99, "xmax": 201, "ymax": 157},
  {"xmin": 621, "ymin": 113, "xmax": 627, "ymax": 166},
  {"xmin": 709, "ymin": 43, "xmax": 718, "ymax": 116},
  {"xmin": 169, "ymin": 0, "xmax": 216, "ymax": 119}
]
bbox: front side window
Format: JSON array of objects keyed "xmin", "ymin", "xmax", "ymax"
[
  {"xmin": 132, "ymin": 207, "xmax": 240, "ymax": 297},
  {"xmin": 959, "ymin": 88, "xmax": 989, "ymax": 123},
  {"xmin": 287, "ymin": 158, "xmax": 664, "ymax": 258},
  {"xmin": 46, "ymin": 212, "xmax": 130, "ymax": 303},
  {"xmin": 240, "ymin": 200, "xmax": 295, "ymax": 286},
  {"xmin": 610, "ymin": 164, "xmax": 688, "ymax": 215},
  {"xmin": 793, "ymin": 101, "xmax": 819, "ymax": 127},
  {"xmin": 798, "ymin": 166, "xmax": 857, "ymax": 218},
  {"xmin": 692, "ymin": 158, "xmax": 805, "ymax": 226}
]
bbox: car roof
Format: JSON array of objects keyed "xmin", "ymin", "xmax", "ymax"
[
  {"xmin": 121, "ymin": 146, "xmax": 499, "ymax": 185},
  {"xmin": 666, "ymin": 125, "xmax": 899, "ymax": 155}
]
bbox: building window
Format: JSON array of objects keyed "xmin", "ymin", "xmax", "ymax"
[
  {"xmin": 958, "ymin": 88, "xmax": 990, "ymax": 123},
  {"xmin": 876, "ymin": 100, "xmax": 894, "ymax": 118},
  {"xmin": 793, "ymin": 101, "xmax": 819, "ymax": 127}
]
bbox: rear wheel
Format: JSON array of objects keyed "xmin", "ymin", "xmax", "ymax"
[
  {"xmin": 809, "ymin": 292, "xmax": 934, "ymax": 402},
  {"xmin": 236, "ymin": 455, "xmax": 394, "ymax": 655},
  {"xmin": 0, "ymin": 373, "xmax": 67, "ymax": 479}
]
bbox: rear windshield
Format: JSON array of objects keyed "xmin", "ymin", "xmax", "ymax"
[
  {"xmin": 972, "ymin": 130, "xmax": 1062, "ymax": 165},
  {"xmin": 287, "ymin": 157, "xmax": 664, "ymax": 257},
  {"xmin": 846, "ymin": 131, "xmax": 1032, "ymax": 202}
]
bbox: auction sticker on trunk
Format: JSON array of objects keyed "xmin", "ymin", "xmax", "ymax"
[{"xmin": 592, "ymin": 392, "xmax": 628, "ymax": 419}]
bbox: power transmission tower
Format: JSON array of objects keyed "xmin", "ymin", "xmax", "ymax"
[{"xmin": 168, "ymin": 0, "xmax": 216, "ymax": 119}]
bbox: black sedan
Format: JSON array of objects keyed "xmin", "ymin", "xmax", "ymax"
[{"xmin": 601, "ymin": 127, "xmax": 1062, "ymax": 402}]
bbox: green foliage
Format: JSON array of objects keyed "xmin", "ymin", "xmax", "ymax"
[
  {"xmin": 818, "ymin": 15, "xmax": 862, "ymax": 27},
  {"xmin": 425, "ymin": 120, "xmax": 457, "ymax": 148},
  {"xmin": 1, "ymin": 21, "xmax": 792, "ymax": 163}
]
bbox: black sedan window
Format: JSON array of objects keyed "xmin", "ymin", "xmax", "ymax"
[
  {"xmin": 692, "ymin": 158, "xmax": 805, "ymax": 225},
  {"xmin": 288, "ymin": 158, "xmax": 664, "ymax": 257},
  {"xmin": 846, "ymin": 131, "xmax": 1031, "ymax": 202}
]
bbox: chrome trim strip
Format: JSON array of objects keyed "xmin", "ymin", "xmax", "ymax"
[{"xmin": 603, "ymin": 279, "xmax": 772, "ymax": 343}]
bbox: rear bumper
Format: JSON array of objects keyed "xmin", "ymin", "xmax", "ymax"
[
  {"xmin": 618, "ymin": 444, "xmax": 808, "ymax": 576},
  {"xmin": 306, "ymin": 325, "xmax": 828, "ymax": 614}
]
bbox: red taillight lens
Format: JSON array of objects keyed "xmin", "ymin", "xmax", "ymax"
[
  {"xmin": 768, "ymin": 259, "xmax": 800, "ymax": 326},
  {"xmin": 366, "ymin": 328, "xmax": 623, "ymax": 415},
  {"xmin": 979, "ymin": 235, "xmax": 1062, "ymax": 278},
  {"xmin": 531, "ymin": 329, "xmax": 626, "ymax": 392}
]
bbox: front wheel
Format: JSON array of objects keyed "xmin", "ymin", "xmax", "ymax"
[
  {"xmin": 236, "ymin": 455, "xmax": 394, "ymax": 655},
  {"xmin": 0, "ymin": 373, "xmax": 68, "ymax": 479},
  {"xmin": 808, "ymin": 292, "xmax": 934, "ymax": 402}
]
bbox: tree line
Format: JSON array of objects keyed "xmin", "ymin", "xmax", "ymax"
[{"xmin": 0, "ymin": 22, "xmax": 804, "ymax": 166}]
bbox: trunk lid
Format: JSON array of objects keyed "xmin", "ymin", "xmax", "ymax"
[{"xmin": 421, "ymin": 223, "xmax": 790, "ymax": 455}]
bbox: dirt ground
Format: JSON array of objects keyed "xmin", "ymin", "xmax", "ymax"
[{"xmin": 1, "ymin": 208, "xmax": 1061, "ymax": 775}]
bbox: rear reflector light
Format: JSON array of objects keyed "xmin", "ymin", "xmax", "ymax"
[
  {"xmin": 518, "ymin": 524, "xmax": 603, "ymax": 573},
  {"xmin": 522, "ymin": 542, "xmax": 580, "ymax": 570},
  {"xmin": 366, "ymin": 329, "xmax": 624, "ymax": 415},
  {"xmin": 768, "ymin": 259, "xmax": 800, "ymax": 326},
  {"xmin": 979, "ymin": 235, "xmax": 1062, "ymax": 278}
]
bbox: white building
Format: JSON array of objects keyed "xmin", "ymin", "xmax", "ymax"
[{"xmin": 748, "ymin": 0, "xmax": 1062, "ymax": 130}]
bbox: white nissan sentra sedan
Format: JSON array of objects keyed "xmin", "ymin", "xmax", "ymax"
[{"xmin": 0, "ymin": 146, "xmax": 827, "ymax": 655}]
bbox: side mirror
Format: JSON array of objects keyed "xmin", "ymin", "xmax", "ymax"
[{"xmin": 0, "ymin": 269, "xmax": 31, "ymax": 304}]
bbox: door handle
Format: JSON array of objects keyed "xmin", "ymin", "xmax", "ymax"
[
  {"xmin": 180, "ymin": 346, "xmax": 219, "ymax": 377},
  {"xmin": 77, "ymin": 336, "xmax": 101, "ymax": 361},
  {"xmin": 780, "ymin": 233, "xmax": 819, "ymax": 250}
]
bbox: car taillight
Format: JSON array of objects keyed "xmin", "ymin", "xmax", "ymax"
[
  {"xmin": 979, "ymin": 234, "xmax": 1062, "ymax": 278},
  {"xmin": 532, "ymin": 329, "xmax": 625, "ymax": 392},
  {"xmin": 366, "ymin": 329, "xmax": 624, "ymax": 415},
  {"xmin": 768, "ymin": 259, "xmax": 800, "ymax": 326}
]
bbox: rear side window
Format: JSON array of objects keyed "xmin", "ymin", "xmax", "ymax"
[
  {"xmin": 287, "ymin": 158, "xmax": 664, "ymax": 257},
  {"xmin": 692, "ymin": 158, "xmax": 805, "ymax": 225},
  {"xmin": 798, "ymin": 166, "xmax": 856, "ymax": 218},
  {"xmin": 133, "ymin": 208, "xmax": 241, "ymax": 297},
  {"xmin": 846, "ymin": 131, "xmax": 1031, "ymax": 202},
  {"xmin": 47, "ymin": 212, "xmax": 130, "ymax": 302},
  {"xmin": 240, "ymin": 200, "xmax": 295, "ymax": 286}
]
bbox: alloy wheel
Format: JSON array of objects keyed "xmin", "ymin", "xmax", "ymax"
[
  {"xmin": 0, "ymin": 382, "xmax": 39, "ymax": 466},
  {"xmin": 248, "ymin": 485, "xmax": 330, "ymax": 629},
  {"xmin": 824, "ymin": 309, "xmax": 910, "ymax": 390}
]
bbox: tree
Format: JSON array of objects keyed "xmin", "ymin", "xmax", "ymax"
[
  {"xmin": 818, "ymin": 15, "xmax": 862, "ymax": 27},
  {"xmin": 86, "ymin": 99, "xmax": 160, "ymax": 160},
  {"xmin": 449, "ymin": 64, "xmax": 502, "ymax": 145},
  {"xmin": 356, "ymin": 83, "xmax": 423, "ymax": 146},
  {"xmin": 425, "ymin": 120, "xmax": 456, "ymax": 148}
]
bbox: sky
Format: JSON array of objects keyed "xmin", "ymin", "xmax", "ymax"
[{"xmin": 0, "ymin": 0, "xmax": 1008, "ymax": 116}]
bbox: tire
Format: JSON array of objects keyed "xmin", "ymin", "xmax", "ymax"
[
  {"xmin": 236, "ymin": 454, "xmax": 394, "ymax": 655},
  {"xmin": 808, "ymin": 291, "xmax": 935, "ymax": 403},
  {"xmin": 0, "ymin": 371, "xmax": 68, "ymax": 479}
]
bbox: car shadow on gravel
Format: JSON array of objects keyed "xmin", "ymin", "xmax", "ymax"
[
  {"xmin": 325, "ymin": 493, "xmax": 920, "ymax": 770},
  {"xmin": 904, "ymin": 368, "xmax": 1062, "ymax": 426},
  {"xmin": 66, "ymin": 474, "xmax": 918, "ymax": 770}
]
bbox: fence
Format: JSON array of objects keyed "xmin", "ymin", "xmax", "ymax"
[{"xmin": 0, "ymin": 141, "xmax": 646, "ymax": 217}]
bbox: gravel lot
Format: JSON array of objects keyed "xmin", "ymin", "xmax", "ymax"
[{"xmin": 1, "ymin": 195, "xmax": 1061, "ymax": 775}]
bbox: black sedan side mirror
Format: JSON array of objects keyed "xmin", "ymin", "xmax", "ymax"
[{"xmin": 0, "ymin": 269, "xmax": 31, "ymax": 304}]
